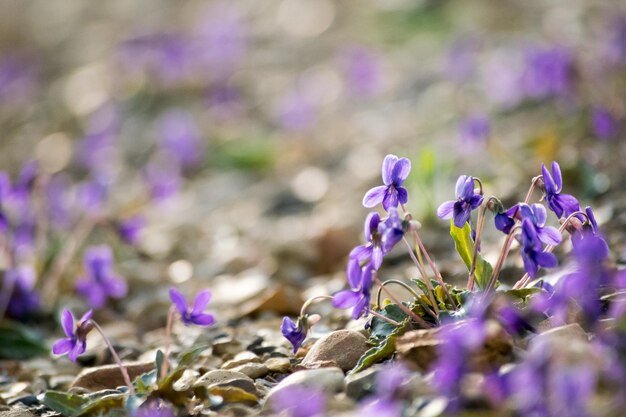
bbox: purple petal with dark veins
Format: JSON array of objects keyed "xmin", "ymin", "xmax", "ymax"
[{"xmin": 362, "ymin": 186, "xmax": 387, "ymax": 208}]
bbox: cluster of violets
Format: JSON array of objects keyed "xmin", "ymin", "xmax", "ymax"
[{"xmin": 277, "ymin": 153, "xmax": 626, "ymax": 416}]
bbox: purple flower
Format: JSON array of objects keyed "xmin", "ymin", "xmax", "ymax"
[
  {"xmin": 281, "ymin": 316, "xmax": 307, "ymax": 353},
  {"xmin": 379, "ymin": 207, "xmax": 404, "ymax": 254},
  {"xmin": 133, "ymin": 399, "xmax": 175, "ymax": 417},
  {"xmin": 522, "ymin": 46, "xmax": 573, "ymax": 99},
  {"xmin": 52, "ymin": 309, "xmax": 93, "ymax": 362},
  {"xmin": 519, "ymin": 204, "xmax": 562, "ymax": 246},
  {"xmin": 592, "ymin": 106, "xmax": 619, "ymax": 140},
  {"xmin": 4, "ymin": 266, "xmax": 40, "ymax": 319},
  {"xmin": 75, "ymin": 246, "xmax": 127, "ymax": 309},
  {"xmin": 362, "ymin": 155, "xmax": 411, "ymax": 211},
  {"xmin": 332, "ymin": 264, "xmax": 373, "ymax": 319},
  {"xmin": 571, "ymin": 207, "xmax": 609, "ymax": 259},
  {"xmin": 458, "ymin": 115, "xmax": 490, "ymax": 145},
  {"xmin": 437, "ymin": 175, "xmax": 483, "ymax": 228},
  {"xmin": 349, "ymin": 212, "xmax": 383, "ymax": 270},
  {"xmin": 542, "ymin": 161, "xmax": 580, "ymax": 219},
  {"xmin": 117, "ymin": 215, "xmax": 145, "ymax": 245},
  {"xmin": 270, "ymin": 385, "xmax": 326, "ymax": 417},
  {"xmin": 0, "ymin": 172, "xmax": 10, "ymax": 232},
  {"xmin": 156, "ymin": 110, "xmax": 205, "ymax": 168},
  {"xmin": 340, "ymin": 46, "xmax": 382, "ymax": 97},
  {"xmin": 494, "ymin": 204, "xmax": 519, "ymax": 234},
  {"xmin": 169, "ymin": 288, "xmax": 215, "ymax": 326},
  {"xmin": 143, "ymin": 158, "xmax": 182, "ymax": 201},
  {"xmin": 520, "ymin": 218, "xmax": 558, "ymax": 278}
]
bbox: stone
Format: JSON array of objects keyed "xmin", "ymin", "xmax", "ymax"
[
  {"xmin": 0, "ymin": 411, "xmax": 37, "ymax": 417},
  {"xmin": 194, "ymin": 369, "xmax": 258, "ymax": 395},
  {"xmin": 265, "ymin": 357, "xmax": 291, "ymax": 373},
  {"xmin": 263, "ymin": 367, "xmax": 345, "ymax": 410},
  {"xmin": 70, "ymin": 362, "xmax": 154, "ymax": 391},
  {"xmin": 531, "ymin": 323, "xmax": 588, "ymax": 347},
  {"xmin": 299, "ymin": 330, "xmax": 369, "ymax": 372},
  {"xmin": 222, "ymin": 351, "xmax": 261, "ymax": 369},
  {"xmin": 344, "ymin": 365, "xmax": 382, "ymax": 400},
  {"xmin": 231, "ymin": 363, "xmax": 269, "ymax": 379}
]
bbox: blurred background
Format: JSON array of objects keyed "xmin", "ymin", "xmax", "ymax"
[{"xmin": 0, "ymin": 0, "xmax": 625, "ymax": 330}]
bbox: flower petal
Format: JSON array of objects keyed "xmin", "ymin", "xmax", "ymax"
[
  {"xmin": 532, "ymin": 204, "xmax": 547, "ymax": 227},
  {"xmin": 460, "ymin": 176, "xmax": 475, "ymax": 201},
  {"xmin": 550, "ymin": 161, "xmax": 562, "ymax": 192},
  {"xmin": 362, "ymin": 186, "xmax": 387, "ymax": 208},
  {"xmin": 381, "ymin": 155, "xmax": 399, "ymax": 185},
  {"xmin": 351, "ymin": 295, "xmax": 369, "ymax": 319},
  {"xmin": 390, "ymin": 158, "xmax": 411, "ymax": 185},
  {"xmin": 382, "ymin": 189, "xmax": 398, "ymax": 211},
  {"xmin": 347, "ymin": 258, "xmax": 362, "ymax": 289},
  {"xmin": 191, "ymin": 313, "xmax": 215, "ymax": 326},
  {"xmin": 396, "ymin": 186, "xmax": 408, "ymax": 205},
  {"xmin": 61, "ymin": 309, "xmax": 75, "ymax": 338},
  {"xmin": 556, "ymin": 193, "xmax": 580, "ymax": 217},
  {"xmin": 349, "ymin": 244, "xmax": 372, "ymax": 262},
  {"xmin": 364, "ymin": 212, "xmax": 381, "ymax": 241},
  {"xmin": 79, "ymin": 309, "xmax": 93, "ymax": 323},
  {"xmin": 454, "ymin": 175, "xmax": 467, "ymax": 198},
  {"xmin": 52, "ymin": 338, "xmax": 74, "ymax": 355},
  {"xmin": 192, "ymin": 290, "xmax": 212, "ymax": 314},
  {"xmin": 453, "ymin": 203, "xmax": 471, "ymax": 228},
  {"xmin": 538, "ymin": 226, "xmax": 562, "ymax": 246},
  {"xmin": 105, "ymin": 276, "xmax": 128, "ymax": 298},
  {"xmin": 436, "ymin": 201, "xmax": 455, "ymax": 219},
  {"xmin": 332, "ymin": 290, "xmax": 359, "ymax": 309},
  {"xmin": 371, "ymin": 246, "xmax": 383, "ymax": 270},
  {"xmin": 68, "ymin": 340, "xmax": 86, "ymax": 362},
  {"xmin": 536, "ymin": 251, "xmax": 558, "ymax": 268},
  {"xmin": 542, "ymin": 164, "xmax": 557, "ymax": 195},
  {"xmin": 169, "ymin": 288, "xmax": 188, "ymax": 315}
]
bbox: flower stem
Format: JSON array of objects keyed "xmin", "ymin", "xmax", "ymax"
[
  {"xmin": 160, "ymin": 306, "xmax": 177, "ymax": 379},
  {"xmin": 468, "ymin": 204, "xmax": 487, "ymax": 290},
  {"xmin": 513, "ymin": 211, "xmax": 589, "ymax": 289},
  {"xmin": 410, "ymin": 228, "xmax": 456, "ymax": 308},
  {"xmin": 486, "ymin": 225, "xmax": 521, "ymax": 293},
  {"xmin": 374, "ymin": 275, "xmax": 431, "ymax": 327},
  {"xmin": 402, "ymin": 237, "xmax": 439, "ymax": 315},
  {"xmin": 524, "ymin": 175, "xmax": 543, "ymax": 204},
  {"xmin": 369, "ymin": 309, "xmax": 402, "ymax": 327},
  {"xmin": 300, "ymin": 295, "xmax": 334, "ymax": 317},
  {"xmin": 90, "ymin": 320, "xmax": 135, "ymax": 395},
  {"xmin": 376, "ymin": 278, "xmax": 437, "ymax": 320}
]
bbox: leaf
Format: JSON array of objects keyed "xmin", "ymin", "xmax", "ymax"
[
  {"xmin": 207, "ymin": 386, "xmax": 258, "ymax": 404},
  {"xmin": 499, "ymin": 287, "xmax": 544, "ymax": 301},
  {"xmin": 0, "ymin": 320, "xmax": 47, "ymax": 359},
  {"xmin": 133, "ymin": 369, "xmax": 157, "ymax": 394},
  {"xmin": 350, "ymin": 331, "xmax": 401, "ymax": 375},
  {"xmin": 125, "ymin": 395, "xmax": 146, "ymax": 417},
  {"xmin": 155, "ymin": 349, "xmax": 164, "ymax": 381},
  {"xmin": 75, "ymin": 394, "xmax": 125, "ymax": 417},
  {"xmin": 369, "ymin": 303, "xmax": 408, "ymax": 340},
  {"xmin": 176, "ymin": 345, "xmax": 210, "ymax": 369},
  {"xmin": 41, "ymin": 391, "xmax": 89, "ymax": 417},
  {"xmin": 449, "ymin": 220, "xmax": 493, "ymax": 289}
]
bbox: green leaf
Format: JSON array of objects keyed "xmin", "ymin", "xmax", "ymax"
[
  {"xmin": 75, "ymin": 394, "xmax": 125, "ymax": 417},
  {"xmin": 449, "ymin": 220, "xmax": 493, "ymax": 289},
  {"xmin": 369, "ymin": 303, "xmax": 408, "ymax": 340},
  {"xmin": 0, "ymin": 321, "xmax": 47, "ymax": 359},
  {"xmin": 176, "ymin": 345, "xmax": 210, "ymax": 369},
  {"xmin": 499, "ymin": 287, "xmax": 544, "ymax": 301},
  {"xmin": 350, "ymin": 330, "xmax": 401, "ymax": 374},
  {"xmin": 133, "ymin": 369, "xmax": 157, "ymax": 394},
  {"xmin": 41, "ymin": 391, "xmax": 89, "ymax": 417},
  {"xmin": 155, "ymin": 349, "xmax": 164, "ymax": 381}
]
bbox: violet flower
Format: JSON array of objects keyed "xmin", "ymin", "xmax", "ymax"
[
  {"xmin": 156, "ymin": 109, "xmax": 205, "ymax": 168},
  {"xmin": 75, "ymin": 246, "xmax": 127, "ymax": 309},
  {"xmin": 281, "ymin": 316, "xmax": 307, "ymax": 353},
  {"xmin": 521, "ymin": 46, "xmax": 573, "ymax": 99},
  {"xmin": 4, "ymin": 266, "xmax": 40, "ymax": 319},
  {"xmin": 332, "ymin": 264, "xmax": 373, "ymax": 319},
  {"xmin": 541, "ymin": 161, "xmax": 580, "ymax": 219},
  {"xmin": 349, "ymin": 212, "xmax": 383, "ymax": 270},
  {"xmin": 520, "ymin": 218, "xmax": 558, "ymax": 278},
  {"xmin": 519, "ymin": 203, "xmax": 562, "ymax": 246},
  {"xmin": 270, "ymin": 384, "xmax": 326, "ymax": 417},
  {"xmin": 494, "ymin": 204, "xmax": 519, "ymax": 234},
  {"xmin": 133, "ymin": 399, "xmax": 175, "ymax": 417},
  {"xmin": 458, "ymin": 115, "xmax": 490, "ymax": 145},
  {"xmin": 340, "ymin": 45, "xmax": 382, "ymax": 97},
  {"xmin": 0, "ymin": 172, "xmax": 10, "ymax": 232},
  {"xmin": 363, "ymin": 154, "xmax": 411, "ymax": 211},
  {"xmin": 52, "ymin": 309, "xmax": 93, "ymax": 362},
  {"xmin": 169, "ymin": 288, "xmax": 215, "ymax": 326},
  {"xmin": 437, "ymin": 175, "xmax": 483, "ymax": 228},
  {"xmin": 592, "ymin": 106, "xmax": 619, "ymax": 140},
  {"xmin": 379, "ymin": 207, "xmax": 404, "ymax": 254},
  {"xmin": 117, "ymin": 215, "xmax": 145, "ymax": 246}
]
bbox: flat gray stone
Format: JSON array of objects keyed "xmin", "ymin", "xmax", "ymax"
[{"xmin": 70, "ymin": 362, "xmax": 154, "ymax": 391}]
